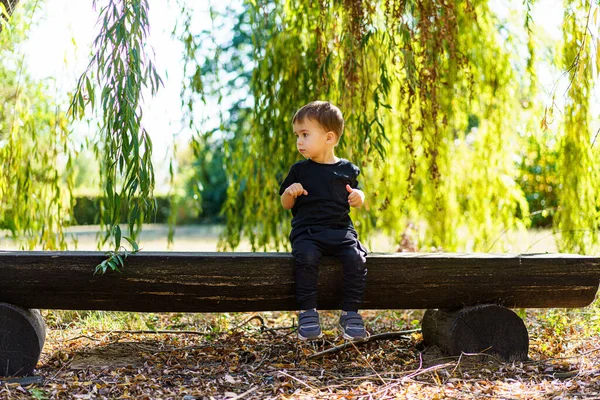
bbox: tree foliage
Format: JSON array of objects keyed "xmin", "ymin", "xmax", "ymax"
[
  {"xmin": 1, "ymin": 0, "xmax": 599, "ymax": 256},
  {"xmin": 553, "ymin": 0, "xmax": 599, "ymax": 253},
  {"xmin": 69, "ymin": 0, "xmax": 163, "ymax": 268},
  {"xmin": 187, "ymin": 1, "xmax": 524, "ymax": 252},
  {"xmin": 0, "ymin": 0, "xmax": 75, "ymax": 250},
  {"xmin": 181, "ymin": 0, "xmax": 599, "ymax": 253}
]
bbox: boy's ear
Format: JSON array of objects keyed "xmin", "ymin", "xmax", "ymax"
[{"xmin": 326, "ymin": 131, "xmax": 337, "ymax": 143}]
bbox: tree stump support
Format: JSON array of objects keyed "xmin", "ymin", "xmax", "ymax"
[
  {"xmin": 0, "ymin": 303, "xmax": 46, "ymax": 377},
  {"xmin": 421, "ymin": 304, "xmax": 529, "ymax": 361}
]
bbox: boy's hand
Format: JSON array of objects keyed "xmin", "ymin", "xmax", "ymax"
[
  {"xmin": 285, "ymin": 183, "xmax": 308, "ymax": 198},
  {"xmin": 346, "ymin": 185, "xmax": 364, "ymax": 208}
]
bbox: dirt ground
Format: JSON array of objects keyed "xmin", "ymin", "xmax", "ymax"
[{"xmin": 2, "ymin": 307, "xmax": 600, "ymax": 399}]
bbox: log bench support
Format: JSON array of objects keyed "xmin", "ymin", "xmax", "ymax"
[
  {"xmin": 422, "ymin": 304, "xmax": 529, "ymax": 361},
  {"xmin": 0, "ymin": 303, "xmax": 46, "ymax": 377}
]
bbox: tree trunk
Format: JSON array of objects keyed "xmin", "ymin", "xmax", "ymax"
[
  {"xmin": 0, "ymin": 303, "xmax": 46, "ymax": 377},
  {"xmin": 421, "ymin": 304, "xmax": 529, "ymax": 361}
]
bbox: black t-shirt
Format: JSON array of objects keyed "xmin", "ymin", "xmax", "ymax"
[{"xmin": 279, "ymin": 158, "xmax": 361, "ymax": 235}]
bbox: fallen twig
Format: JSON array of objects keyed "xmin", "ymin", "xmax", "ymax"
[
  {"xmin": 231, "ymin": 315, "xmax": 265, "ymax": 332},
  {"xmin": 350, "ymin": 340, "xmax": 387, "ymax": 385},
  {"xmin": 263, "ymin": 325, "xmax": 295, "ymax": 333},
  {"xmin": 277, "ymin": 370, "xmax": 315, "ymax": 391},
  {"xmin": 96, "ymin": 329, "xmax": 208, "ymax": 335},
  {"xmin": 373, "ymin": 361, "xmax": 456, "ymax": 396},
  {"xmin": 0, "ymin": 375, "xmax": 43, "ymax": 386},
  {"xmin": 308, "ymin": 330, "xmax": 417, "ymax": 359},
  {"xmin": 64, "ymin": 334, "xmax": 104, "ymax": 342},
  {"xmin": 229, "ymin": 385, "xmax": 259, "ymax": 400},
  {"xmin": 95, "ymin": 316, "xmax": 289, "ymax": 337},
  {"xmin": 530, "ymin": 346, "xmax": 600, "ymax": 363}
]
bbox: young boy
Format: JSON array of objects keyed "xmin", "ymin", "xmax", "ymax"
[{"xmin": 279, "ymin": 101, "xmax": 368, "ymax": 341}]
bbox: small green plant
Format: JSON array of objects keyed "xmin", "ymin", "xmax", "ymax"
[
  {"xmin": 94, "ymin": 225, "xmax": 140, "ymax": 274},
  {"xmin": 29, "ymin": 388, "xmax": 48, "ymax": 400}
]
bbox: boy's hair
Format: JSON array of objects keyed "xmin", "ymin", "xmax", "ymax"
[{"xmin": 292, "ymin": 101, "xmax": 344, "ymax": 140}]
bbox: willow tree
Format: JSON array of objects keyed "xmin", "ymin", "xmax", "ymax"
[
  {"xmin": 1, "ymin": 0, "xmax": 599, "ymax": 259},
  {"xmin": 182, "ymin": 0, "xmax": 598, "ymax": 253},
  {"xmin": 0, "ymin": 0, "xmax": 75, "ymax": 250},
  {"xmin": 553, "ymin": 0, "xmax": 599, "ymax": 254},
  {"xmin": 180, "ymin": 1, "xmax": 564, "ymax": 250},
  {"xmin": 1, "ymin": 0, "xmax": 160, "ymax": 271}
]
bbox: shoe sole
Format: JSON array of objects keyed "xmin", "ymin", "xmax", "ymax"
[
  {"xmin": 298, "ymin": 331, "xmax": 324, "ymax": 341},
  {"xmin": 338, "ymin": 323, "xmax": 368, "ymax": 341}
]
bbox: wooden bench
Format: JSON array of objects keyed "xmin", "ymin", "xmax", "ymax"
[{"xmin": 1, "ymin": 251, "xmax": 599, "ymax": 376}]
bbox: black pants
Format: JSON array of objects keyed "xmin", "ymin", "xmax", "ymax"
[{"xmin": 291, "ymin": 227, "xmax": 368, "ymax": 311}]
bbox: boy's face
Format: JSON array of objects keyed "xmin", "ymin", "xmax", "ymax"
[{"xmin": 293, "ymin": 118, "xmax": 337, "ymax": 158}]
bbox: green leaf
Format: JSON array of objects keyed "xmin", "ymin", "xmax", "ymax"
[
  {"xmin": 85, "ymin": 76, "xmax": 94, "ymax": 108},
  {"xmin": 114, "ymin": 224, "xmax": 121, "ymax": 249},
  {"xmin": 116, "ymin": 254, "xmax": 125, "ymax": 268},
  {"xmin": 124, "ymin": 236, "xmax": 139, "ymax": 252},
  {"xmin": 107, "ymin": 258, "xmax": 119, "ymax": 272}
]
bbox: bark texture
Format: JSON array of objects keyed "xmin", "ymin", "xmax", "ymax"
[{"xmin": 422, "ymin": 304, "xmax": 529, "ymax": 361}]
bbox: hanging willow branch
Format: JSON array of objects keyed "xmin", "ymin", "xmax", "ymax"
[
  {"xmin": 554, "ymin": 0, "xmax": 599, "ymax": 254},
  {"xmin": 0, "ymin": 0, "xmax": 75, "ymax": 251},
  {"xmin": 174, "ymin": 0, "xmax": 598, "ymax": 254},
  {"xmin": 69, "ymin": 0, "xmax": 162, "ymax": 272},
  {"xmin": 208, "ymin": 0, "xmax": 531, "ymax": 252}
]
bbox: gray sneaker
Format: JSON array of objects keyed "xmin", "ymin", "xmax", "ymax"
[
  {"xmin": 339, "ymin": 311, "xmax": 368, "ymax": 341},
  {"xmin": 298, "ymin": 309, "xmax": 323, "ymax": 341}
]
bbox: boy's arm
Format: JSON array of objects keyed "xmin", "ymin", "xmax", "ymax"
[
  {"xmin": 347, "ymin": 163, "xmax": 364, "ymax": 208},
  {"xmin": 281, "ymin": 191, "xmax": 296, "ymax": 209},
  {"xmin": 346, "ymin": 185, "xmax": 365, "ymax": 208},
  {"xmin": 279, "ymin": 165, "xmax": 306, "ymax": 209},
  {"xmin": 281, "ymin": 183, "xmax": 308, "ymax": 209}
]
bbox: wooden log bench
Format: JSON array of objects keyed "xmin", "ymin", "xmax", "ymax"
[{"xmin": 0, "ymin": 251, "xmax": 599, "ymax": 376}]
